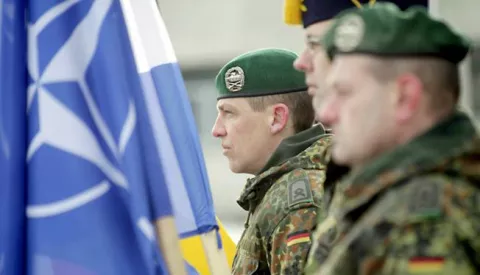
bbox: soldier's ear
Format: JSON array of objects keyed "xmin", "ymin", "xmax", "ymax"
[
  {"xmin": 394, "ymin": 73, "xmax": 423, "ymax": 124},
  {"xmin": 269, "ymin": 103, "xmax": 289, "ymax": 134}
]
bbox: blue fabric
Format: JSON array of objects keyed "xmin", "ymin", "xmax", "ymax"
[{"xmin": 0, "ymin": 0, "xmax": 27, "ymax": 274}]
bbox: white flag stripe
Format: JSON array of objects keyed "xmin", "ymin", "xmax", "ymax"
[
  {"xmin": 120, "ymin": 0, "xmax": 176, "ymax": 73},
  {"xmin": 118, "ymin": 0, "xmax": 150, "ymax": 73}
]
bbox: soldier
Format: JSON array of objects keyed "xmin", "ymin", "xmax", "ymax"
[
  {"xmin": 283, "ymin": 0, "xmax": 428, "ymax": 112},
  {"xmin": 282, "ymin": 1, "xmax": 430, "ymax": 272},
  {"xmin": 211, "ymin": 48, "xmax": 331, "ymax": 274},
  {"xmin": 309, "ymin": 3, "xmax": 480, "ymax": 275}
]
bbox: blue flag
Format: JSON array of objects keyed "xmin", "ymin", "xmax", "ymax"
[{"xmin": 1, "ymin": 0, "xmax": 220, "ymax": 274}]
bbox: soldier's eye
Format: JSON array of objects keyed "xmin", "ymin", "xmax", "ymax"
[
  {"xmin": 336, "ymin": 88, "xmax": 352, "ymax": 97},
  {"xmin": 306, "ymin": 36, "xmax": 323, "ymax": 52},
  {"xmin": 306, "ymin": 42, "xmax": 316, "ymax": 50}
]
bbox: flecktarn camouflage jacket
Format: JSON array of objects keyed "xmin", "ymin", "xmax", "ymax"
[
  {"xmin": 232, "ymin": 125, "xmax": 331, "ymax": 275},
  {"xmin": 305, "ymin": 111, "xmax": 480, "ymax": 275}
]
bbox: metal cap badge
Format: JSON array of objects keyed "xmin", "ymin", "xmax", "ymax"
[
  {"xmin": 225, "ymin": 66, "xmax": 245, "ymax": 92},
  {"xmin": 334, "ymin": 14, "xmax": 365, "ymax": 52}
]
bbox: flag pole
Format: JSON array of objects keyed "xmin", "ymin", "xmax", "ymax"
[
  {"xmin": 200, "ymin": 230, "xmax": 231, "ymax": 275},
  {"xmin": 155, "ymin": 218, "xmax": 188, "ymax": 275}
]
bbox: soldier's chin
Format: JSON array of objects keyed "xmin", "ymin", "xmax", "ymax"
[{"xmin": 228, "ymin": 161, "xmax": 244, "ymax": 174}]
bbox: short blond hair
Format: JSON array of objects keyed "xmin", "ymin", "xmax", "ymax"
[{"xmin": 246, "ymin": 92, "xmax": 314, "ymax": 133}]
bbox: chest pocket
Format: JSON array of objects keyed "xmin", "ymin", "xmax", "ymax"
[
  {"xmin": 311, "ymin": 216, "xmax": 339, "ymax": 262},
  {"xmin": 232, "ymin": 253, "xmax": 260, "ymax": 275},
  {"xmin": 232, "ymin": 225, "xmax": 263, "ymax": 275}
]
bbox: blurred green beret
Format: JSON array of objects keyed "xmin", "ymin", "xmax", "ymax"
[
  {"xmin": 215, "ymin": 48, "xmax": 307, "ymax": 100},
  {"xmin": 321, "ymin": 3, "xmax": 471, "ymax": 64}
]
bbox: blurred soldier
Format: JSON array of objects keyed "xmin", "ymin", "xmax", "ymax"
[
  {"xmin": 308, "ymin": 3, "xmax": 480, "ymax": 275},
  {"xmin": 212, "ymin": 48, "xmax": 331, "ymax": 274},
  {"xmin": 282, "ymin": 1, "xmax": 430, "ymax": 272},
  {"xmin": 284, "ymin": 0, "xmax": 428, "ymax": 113}
]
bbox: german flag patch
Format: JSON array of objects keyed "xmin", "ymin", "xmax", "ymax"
[
  {"xmin": 286, "ymin": 230, "xmax": 310, "ymax": 247},
  {"xmin": 407, "ymin": 256, "xmax": 445, "ymax": 273}
]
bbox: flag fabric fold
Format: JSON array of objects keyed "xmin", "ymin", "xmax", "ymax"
[{"xmin": 0, "ymin": 0, "xmax": 28, "ymax": 274}]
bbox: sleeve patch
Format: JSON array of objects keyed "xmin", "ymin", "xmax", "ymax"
[
  {"xmin": 407, "ymin": 179, "xmax": 443, "ymax": 220},
  {"xmin": 288, "ymin": 178, "xmax": 314, "ymax": 208},
  {"xmin": 286, "ymin": 230, "xmax": 311, "ymax": 247}
]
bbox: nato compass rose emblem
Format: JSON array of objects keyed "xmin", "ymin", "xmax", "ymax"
[{"xmin": 26, "ymin": 0, "xmax": 155, "ymax": 242}]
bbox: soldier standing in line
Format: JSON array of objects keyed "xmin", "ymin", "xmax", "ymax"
[
  {"xmin": 211, "ymin": 48, "xmax": 331, "ymax": 274},
  {"xmin": 281, "ymin": 1, "xmax": 430, "ymax": 272},
  {"xmin": 308, "ymin": 3, "xmax": 480, "ymax": 274}
]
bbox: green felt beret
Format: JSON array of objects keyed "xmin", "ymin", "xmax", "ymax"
[
  {"xmin": 215, "ymin": 48, "xmax": 307, "ymax": 100},
  {"xmin": 321, "ymin": 3, "xmax": 471, "ymax": 64}
]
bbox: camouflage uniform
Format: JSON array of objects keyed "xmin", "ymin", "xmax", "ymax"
[
  {"xmin": 305, "ymin": 112, "xmax": 480, "ymax": 275},
  {"xmin": 232, "ymin": 125, "xmax": 331, "ymax": 275},
  {"xmin": 303, "ymin": 4, "xmax": 479, "ymax": 274}
]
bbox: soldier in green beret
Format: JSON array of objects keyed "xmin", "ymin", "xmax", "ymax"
[
  {"xmin": 282, "ymin": 1, "xmax": 432, "ymax": 273},
  {"xmin": 306, "ymin": 3, "xmax": 480, "ymax": 275},
  {"xmin": 211, "ymin": 48, "xmax": 331, "ymax": 274}
]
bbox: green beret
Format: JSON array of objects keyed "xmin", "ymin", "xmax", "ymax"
[
  {"xmin": 321, "ymin": 3, "xmax": 471, "ymax": 64},
  {"xmin": 215, "ymin": 48, "xmax": 307, "ymax": 100}
]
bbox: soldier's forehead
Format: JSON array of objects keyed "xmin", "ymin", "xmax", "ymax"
[
  {"xmin": 305, "ymin": 20, "xmax": 333, "ymax": 38},
  {"xmin": 216, "ymin": 99, "xmax": 241, "ymax": 109},
  {"xmin": 331, "ymin": 55, "xmax": 371, "ymax": 75}
]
